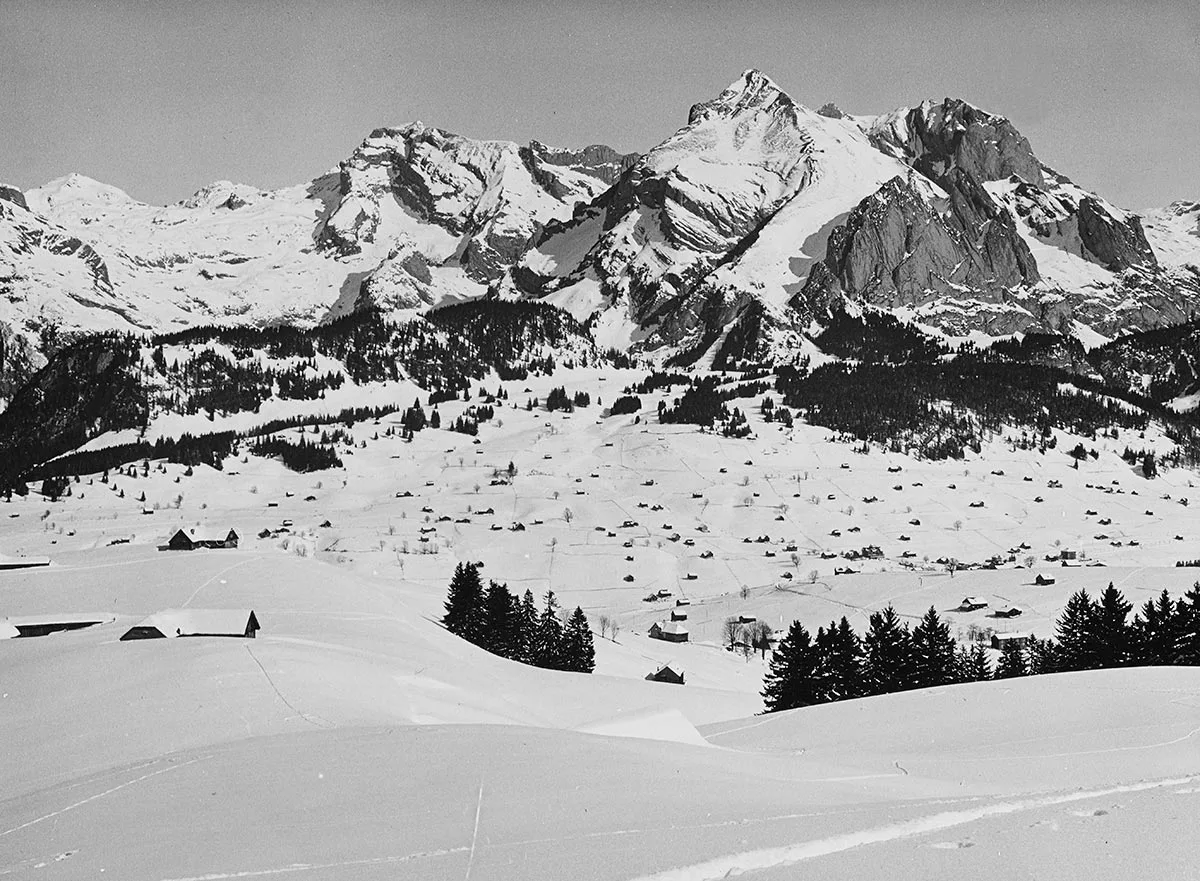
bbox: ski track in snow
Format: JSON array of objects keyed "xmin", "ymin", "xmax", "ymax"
[
  {"xmin": 181, "ymin": 555, "xmax": 262, "ymax": 607},
  {"xmin": 243, "ymin": 645, "xmax": 334, "ymax": 730},
  {"xmin": 463, "ymin": 778, "xmax": 485, "ymax": 880},
  {"xmin": 153, "ymin": 846, "xmax": 472, "ymax": 881},
  {"xmin": 622, "ymin": 775, "xmax": 1200, "ymax": 881},
  {"xmin": 0, "ymin": 757, "xmax": 206, "ymax": 838}
]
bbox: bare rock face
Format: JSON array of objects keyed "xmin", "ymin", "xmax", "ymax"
[
  {"xmin": 0, "ymin": 184, "xmax": 28, "ymax": 211},
  {"xmin": 517, "ymin": 69, "xmax": 830, "ymax": 357},
  {"xmin": 871, "ymin": 98, "xmax": 1044, "ymax": 187},
  {"xmin": 1075, "ymin": 196, "xmax": 1157, "ymax": 271},
  {"xmin": 318, "ymin": 124, "xmax": 632, "ymax": 286},
  {"xmin": 795, "ymin": 171, "xmax": 1038, "ymax": 321}
]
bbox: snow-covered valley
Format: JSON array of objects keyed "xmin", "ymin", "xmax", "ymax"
[{"xmin": 3, "ymin": 365, "xmax": 1200, "ymax": 878}]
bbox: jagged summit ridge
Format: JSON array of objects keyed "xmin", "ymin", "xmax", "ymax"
[{"xmin": 2, "ymin": 69, "xmax": 1198, "ymax": 387}]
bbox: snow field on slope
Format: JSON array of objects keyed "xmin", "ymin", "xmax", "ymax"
[
  {"xmin": 13, "ymin": 365, "xmax": 1200, "ymax": 691},
  {"xmin": 4, "ymin": 365, "xmax": 1200, "ymax": 879}
]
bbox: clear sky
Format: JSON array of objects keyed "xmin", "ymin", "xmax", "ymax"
[{"xmin": 3, "ymin": 0, "xmax": 1196, "ymax": 210}]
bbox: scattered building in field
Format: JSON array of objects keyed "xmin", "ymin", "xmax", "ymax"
[
  {"xmin": 5, "ymin": 613, "xmax": 110, "ymax": 637},
  {"xmin": 1034, "ymin": 574, "xmax": 1057, "ymax": 585},
  {"xmin": 0, "ymin": 556, "xmax": 51, "ymax": 570},
  {"xmin": 670, "ymin": 609, "xmax": 688, "ymax": 621},
  {"xmin": 162, "ymin": 529, "xmax": 239, "ymax": 551},
  {"xmin": 959, "ymin": 596, "xmax": 988, "ymax": 611},
  {"xmin": 993, "ymin": 606, "xmax": 1023, "ymax": 619},
  {"xmin": 645, "ymin": 664, "xmax": 685, "ymax": 685},
  {"xmin": 649, "ymin": 621, "xmax": 689, "ymax": 643},
  {"xmin": 120, "ymin": 609, "xmax": 260, "ymax": 640},
  {"xmin": 991, "ymin": 632, "xmax": 1032, "ymax": 650}
]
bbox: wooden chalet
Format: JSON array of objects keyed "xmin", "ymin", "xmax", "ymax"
[
  {"xmin": 649, "ymin": 621, "xmax": 689, "ymax": 643},
  {"xmin": 120, "ymin": 609, "xmax": 260, "ymax": 640},
  {"xmin": 991, "ymin": 632, "xmax": 1032, "ymax": 650},
  {"xmin": 163, "ymin": 529, "xmax": 239, "ymax": 551},
  {"xmin": 645, "ymin": 664, "xmax": 685, "ymax": 685}
]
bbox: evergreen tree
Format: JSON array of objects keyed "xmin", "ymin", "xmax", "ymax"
[
  {"xmin": 517, "ymin": 588, "xmax": 539, "ymax": 663},
  {"xmin": 1090, "ymin": 582, "xmax": 1132, "ymax": 668},
  {"xmin": 762, "ymin": 620, "xmax": 822, "ymax": 712},
  {"xmin": 1175, "ymin": 582, "xmax": 1200, "ymax": 665},
  {"xmin": 1026, "ymin": 636, "xmax": 1059, "ymax": 675},
  {"xmin": 811, "ymin": 625, "xmax": 837, "ymax": 703},
  {"xmin": 956, "ymin": 642, "xmax": 992, "ymax": 681},
  {"xmin": 442, "ymin": 562, "xmax": 485, "ymax": 643},
  {"xmin": 994, "ymin": 640, "xmax": 1029, "ymax": 679},
  {"xmin": 481, "ymin": 580, "xmax": 519, "ymax": 659},
  {"xmin": 910, "ymin": 606, "xmax": 957, "ymax": 689},
  {"xmin": 561, "ymin": 607, "xmax": 596, "ymax": 673},
  {"xmin": 532, "ymin": 590, "xmax": 565, "ymax": 669},
  {"xmin": 862, "ymin": 605, "xmax": 914, "ymax": 695},
  {"xmin": 1055, "ymin": 589, "xmax": 1096, "ymax": 671},
  {"xmin": 1130, "ymin": 589, "xmax": 1179, "ymax": 666},
  {"xmin": 828, "ymin": 617, "xmax": 865, "ymax": 701}
]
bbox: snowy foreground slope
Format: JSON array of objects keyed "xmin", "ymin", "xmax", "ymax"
[{"xmin": 3, "ymin": 366, "xmax": 1200, "ymax": 878}]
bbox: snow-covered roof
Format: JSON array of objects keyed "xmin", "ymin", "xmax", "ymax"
[
  {"xmin": 127, "ymin": 609, "xmax": 259, "ymax": 638},
  {"xmin": 657, "ymin": 621, "xmax": 689, "ymax": 635}
]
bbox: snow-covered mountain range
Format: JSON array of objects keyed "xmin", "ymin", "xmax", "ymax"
[{"xmin": 2, "ymin": 70, "xmax": 1197, "ymax": 390}]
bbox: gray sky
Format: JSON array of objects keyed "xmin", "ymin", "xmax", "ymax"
[{"xmin": 3, "ymin": 0, "xmax": 1196, "ymax": 210}]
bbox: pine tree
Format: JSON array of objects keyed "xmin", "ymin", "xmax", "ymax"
[
  {"xmin": 1055, "ymin": 589, "xmax": 1096, "ymax": 671},
  {"xmin": 1130, "ymin": 589, "xmax": 1180, "ymax": 666},
  {"xmin": 1026, "ymin": 636, "xmax": 1059, "ymax": 675},
  {"xmin": 762, "ymin": 620, "xmax": 822, "ymax": 712},
  {"xmin": 994, "ymin": 640, "xmax": 1029, "ymax": 678},
  {"xmin": 862, "ymin": 606, "xmax": 914, "ymax": 695},
  {"xmin": 811, "ymin": 625, "xmax": 837, "ymax": 703},
  {"xmin": 517, "ymin": 588, "xmax": 539, "ymax": 663},
  {"xmin": 828, "ymin": 617, "xmax": 864, "ymax": 701},
  {"xmin": 532, "ymin": 590, "xmax": 565, "ymax": 669},
  {"xmin": 442, "ymin": 562, "xmax": 485, "ymax": 643},
  {"xmin": 481, "ymin": 581, "xmax": 519, "ymax": 659},
  {"xmin": 1175, "ymin": 582, "xmax": 1200, "ymax": 665},
  {"xmin": 910, "ymin": 606, "xmax": 957, "ymax": 689},
  {"xmin": 561, "ymin": 607, "xmax": 596, "ymax": 673},
  {"xmin": 956, "ymin": 642, "xmax": 992, "ymax": 681},
  {"xmin": 1090, "ymin": 582, "xmax": 1132, "ymax": 668}
]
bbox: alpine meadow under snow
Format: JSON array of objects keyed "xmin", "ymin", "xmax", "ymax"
[{"xmin": 2, "ymin": 68, "xmax": 1200, "ymax": 880}]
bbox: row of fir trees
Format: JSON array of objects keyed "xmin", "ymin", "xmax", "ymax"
[
  {"xmin": 442, "ymin": 562, "xmax": 595, "ymax": 673},
  {"xmin": 763, "ymin": 582, "xmax": 1200, "ymax": 712}
]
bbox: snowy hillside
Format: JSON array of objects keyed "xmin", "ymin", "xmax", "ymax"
[
  {"xmin": 3, "ymin": 372, "xmax": 1200, "ymax": 877},
  {"xmin": 0, "ymin": 130, "xmax": 633, "ymax": 395}
]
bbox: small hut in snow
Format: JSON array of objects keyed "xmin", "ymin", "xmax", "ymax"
[
  {"xmin": 120, "ymin": 609, "xmax": 260, "ymax": 640},
  {"xmin": 645, "ymin": 664, "xmax": 685, "ymax": 685},
  {"xmin": 649, "ymin": 621, "xmax": 689, "ymax": 643},
  {"xmin": 163, "ymin": 529, "xmax": 239, "ymax": 551}
]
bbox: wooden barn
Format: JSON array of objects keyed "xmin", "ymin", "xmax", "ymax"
[
  {"xmin": 120, "ymin": 609, "xmax": 260, "ymax": 640},
  {"xmin": 649, "ymin": 621, "xmax": 689, "ymax": 643},
  {"xmin": 1034, "ymin": 574, "xmax": 1057, "ymax": 585},
  {"xmin": 163, "ymin": 529, "xmax": 239, "ymax": 551},
  {"xmin": 645, "ymin": 664, "xmax": 685, "ymax": 685},
  {"xmin": 992, "ymin": 633, "xmax": 1032, "ymax": 650}
]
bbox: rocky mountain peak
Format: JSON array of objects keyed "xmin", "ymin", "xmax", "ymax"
[
  {"xmin": 905, "ymin": 97, "xmax": 1044, "ymax": 187},
  {"xmin": 0, "ymin": 184, "xmax": 27, "ymax": 211},
  {"xmin": 687, "ymin": 69, "xmax": 798, "ymax": 126}
]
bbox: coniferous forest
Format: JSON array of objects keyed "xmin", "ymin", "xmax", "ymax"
[
  {"xmin": 441, "ymin": 562, "xmax": 596, "ymax": 673},
  {"xmin": 762, "ymin": 581, "xmax": 1200, "ymax": 713}
]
